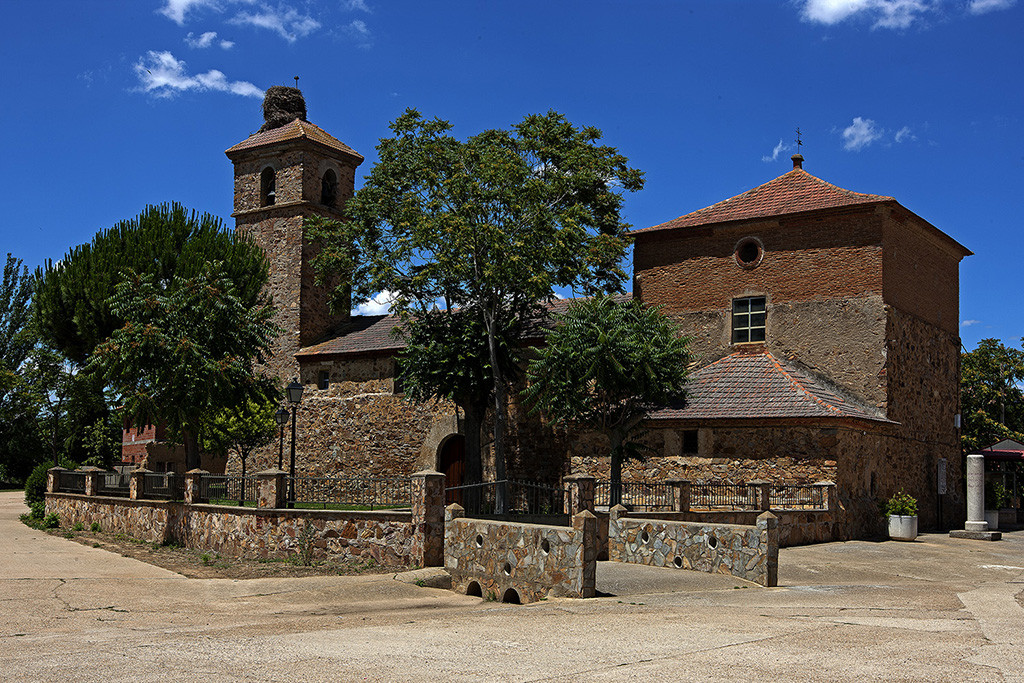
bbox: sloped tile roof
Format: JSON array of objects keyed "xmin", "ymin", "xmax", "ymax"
[
  {"xmin": 651, "ymin": 348, "xmax": 891, "ymax": 423},
  {"xmin": 297, "ymin": 293, "xmax": 633, "ymax": 358},
  {"xmin": 635, "ymin": 167, "xmax": 894, "ymax": 234},
  {"xmin": 225, "ymin": 118, "xmax": 363, "ymax": 160},
  {"xmin": 296, "ymin": 314, "xmax": 404, "ymax": 358}
]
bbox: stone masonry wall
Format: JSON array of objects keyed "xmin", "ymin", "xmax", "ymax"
[
  {"xmin": 608, "ymin": 506, "xmax": 778, "ymax": 586},
  {"xmin": 444, "ymin": 505, "xmax": 597, "ymax": 603},
  {"xmin": 45, "ymin": 493, "xmax": 418, "ymax": 566}
]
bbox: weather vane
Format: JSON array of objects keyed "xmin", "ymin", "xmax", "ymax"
[
  {"xmin": 294, "ymin": 76, "xmax": 300, "ymax": 88},
  {"xmin": 795, "ymin": 127, "xmax": 803, "ymax": 154}
]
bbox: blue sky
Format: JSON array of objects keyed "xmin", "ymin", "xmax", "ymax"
[{"xmin": 1, "ymin": 0, "xmax": 1021, "ymax": 350}]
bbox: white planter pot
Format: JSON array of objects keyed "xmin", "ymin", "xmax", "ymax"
[
  {"xmin": 888, "ymin": 514, "xmax": 918, "ymax": 541},
  {"xmin": 984, "ymin": 510, "xmax": 999, "ymax": 530}
]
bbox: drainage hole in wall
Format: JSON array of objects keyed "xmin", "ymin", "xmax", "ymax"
[
  {"xmin": 475, "ymin": 534, "xmax": 484, "ymax": 548},
  {"xmin": 503, "ymin": 561, "xmax": 512, "ymax": 575},
  {"xmin": 706, "ymin": 534, "xmax": 718, "ymax": 549},
  {"xmin": 466, "ymin": 581, "xmax": 483, "ymax": 597},
  {"xmin": 673, "ymin": 556, "xmax": 683, "ymax": 568},
  {"xmin": 502, "ymin": 588, "xmax": 521, "ymax": 604},
  {"xmin": 540, "ymin": 539, "xmax": 550, "ymax": 554},
  {"xmin": 641, "ymin": 530, "xmax": 651, "ymax": 544}
]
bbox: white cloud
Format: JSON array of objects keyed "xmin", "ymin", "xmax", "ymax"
[
  {"xmin": 185, "ymin": 31, "xmax": 218, "ymax": 48},
  {"xmin": 894, "ymin": 126, "xmax": 916, "ymax": 143},
  {"xmin": 354, "ymin": 291, "xmax": 395, "ymax": 316},
  {"xmin": 969, "ymin": 0, "xmax": 1016, "ymax": 13},
  {"xmin": 761, "ymin": 138, "xmax": 791, "ymax": 163},
  {"xmin": 343, "ymin": 19, "xmax": 373, "ymax": 47},
  {"xmin": 230, "ymin": 7, "xmax": 320, "ymax": 42},
  {"xmin": 134, "ymin": 51, "xmax": 263, "ymax": 98},
  {"xmin": 220, "ymin": 39, "xmax": 235, "ymax": 50},
  {"xmin": 342, "ymin": 0, "xmax": 372, "ymax": 12},
  {"xmin": 159, "ymin": 0, "xmax": 219, "ymax": 25},
  {"xmin": 961, "ymin": 319, "xmax": 982, "ymax": 327},
  {"xmin": 801, "ymin": 0, "xmax": 934, "ymax": 29},
  {"xmin": 842, "ymin": 117, "xmax": 883, "ymax": 151}
]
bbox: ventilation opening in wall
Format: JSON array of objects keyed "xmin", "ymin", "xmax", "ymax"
[
  {"xmin": 735, "ymin": 237, "xmax": 763, "ymax": 268},
  {"xmin": 673, "ymin": 556, "xmax": 683, "ymax": 568},
  {"xmin": 706, "ymin": 534, "xmax": 718, "ymax": 550},
  {"xmin": 466, "ymin": 581, "xmax": 482, "ymax": 597},
  {"xmin": 317, "ymin": 370, "xmax": 329, "ymax": 390},
  {"xmin": 540, "ymin": 538, "xmax": 550, "ymax": 554},
  {"xmin": 501, "ymin": 588, "xmax": 521, "ymax": 604}
]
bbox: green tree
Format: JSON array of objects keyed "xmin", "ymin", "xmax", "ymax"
[
  {"xmin": 201, "ymin": 397, "xmax": 278, "ymax": 488},
  {"xmin": 34, "ymin": 203, "xmax": 268, "ymax": 363},
  {"xmin": 396, "ymin": 308, "xmax": 517, "ymax": 487},
  {"xmin": 88, "ymin": 264, "xmax": 278, "ymax": 470},
  {"xmin": 960, "ymin": 338, "xmax": 1024, "ymax": 451},
  {"xmin": 523, "ymin": 296, "xmax": 690, "ymax": 506},
  {"xmin": 0, "ymin": 253, "xmax": 44, "ymax": 482},
  {"xmin": 310, "ymin": 109, "xmax": 643, "ymax": 510}
]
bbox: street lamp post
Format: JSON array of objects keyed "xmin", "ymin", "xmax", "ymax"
[
  {"xmin": 275, "ymin": 408, "xmax": 289, "ymax": 470},
  {"xmin": 286, "ymin": 378, "xmax": 304, "ymax": 508}
]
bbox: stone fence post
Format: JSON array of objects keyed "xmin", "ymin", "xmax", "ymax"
[
  {"xmin": 257, "ymin": 470, "xmax": 287, "ymax": 509},
  {"xmin": 572, "ymin": 510, "xmax": 598, "ymax": 598},
  {"xmin": 562, "ymin": 474, "xmax": 596, "ymax": 515},
  {"xmin": 814, "ymin": 480, "xmax": 837, "ymax": 511},
  {"xmin": 47, "ymin": 467, "xmax": 66, "ymax": 493},
  {"xmin": 82, "ymin": 467, "xmax": 103, "ymax": 496},
  {"xmin": 666, "ymin": 479, "xmax": 690, "ymax": 512},
  {"xmin": 130, "ymin": 468, "xmax": 150, "ymax": 500},
  {"xmin": 184, "ymin": 469, "xmax": 207, "ymax": 505},
  {"xmin": 606, "ymin": 504, "xmax": 629, "ymax": 561},
  {"xmin": 757, "ymin": 511, "xmax": 779, "ymax": 587},
  {"xmin": 412, "ymin": 470, "xmax": 445, "ymax": 568},
  {"xmin": 749, "ymin": 480, "xmax": 771, "ymax": 511}
]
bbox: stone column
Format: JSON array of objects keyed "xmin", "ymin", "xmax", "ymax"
[
  {"xmin": 607, "ymin": 504, "xmax": 629, "ymax": 561},
  {"xmin": 562, "ymin": 475, "xmax": 596, "ymax": 515},
  {"xmin": 572, "ymin": 510, "xmax": 598, "ymax": 598},
  {"xmin": 412, "ymin": 470, "xmax": 445, "ymax": 567},
  {"xmin": 47, "ymin": 467, "xmax": 66, "ymax": 493},
  {"xmin": 749, "ymin": 480, "xmax": 771, "ymax": 511},
  {"xmin": 184, "ymin": 469, "xmax": 207, "ymax": 505},
  {"xmin": 82, "ymin": 467, "xmax": 103, "ymax": 496},
  {"xmin": 443, "ymin": 503, "xmax": 465, "ymax": 572},
  {"xmin": 756, "ymin": 511, "xmax": 779, "ymax": 587},
  {"xmin": 814, "ymin": 481, "xmax": 837, "ymax": 511},
  {"xmin": 130, "ymin": 468, "xmax": 150, "ymax": 500},
  {"xmin": 257, "ymin": 470, "xmax": 288, "ymax": 509},
  {"xmin": 965, "ymin": 453, "xmax": 988, "ymax": 532},
  {"xmin": 666, "ymin": 479, "xmax": 690, "ymax": 512}
]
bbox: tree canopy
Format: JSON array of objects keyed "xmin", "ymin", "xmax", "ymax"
[
  {"xmin": 960, "ymin": 338, "xmax": 1024, "ymax": 451},
  {"xmin": 524, "ymin": 296, "xmax": 689, "ymax": 505},
  {"xmin": 88, "ymin": 264, "xmax": 278, "ymax": 470},
  {"xmin": 35, "ymin": 202, "xmax": 268, "ymax": 363},
  {"xmin": 201, "ymin": 397, "xmax": 278, "ymax": 483},
  {"xmin": 310, "ymin": 109, "xmax": 643, "ymax": 506}
]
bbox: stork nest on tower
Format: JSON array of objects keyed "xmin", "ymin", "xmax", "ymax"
[{"xmin": 260, "ymin": 86, "xmax": 307, "ymax": 132}]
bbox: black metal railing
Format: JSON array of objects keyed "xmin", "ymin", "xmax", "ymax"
[
  {"xmin": 290, "ymin": 476, "xmax": 411, "ymax": 510},
  {"xmin": 595, "ymin": 481, "xmax": 674, "ymax": 512},
  {"xmin": 769, "ymin": 484, "xmax": 826, "ymax": 510},
  {"xmin": 690, "ymin": 483, "xmax": 759, "ymax": 510},
  {"xmin": 201, "ymin": 475, "xmax": 258, "ymax": 506},
  {"xmin": 445, "ymin": 479, "xmax": 566, "ymax": 518},
  {"xmin": 97, "ymin": 471, "xmax": 131, "ymax": 497},
  {"xmin": 57, "ymin": 471, "xmax": 87, "ymax": 494},
  {"xmin": 141, "ymin": 472, "xmax": 185, "ymax": 500}
]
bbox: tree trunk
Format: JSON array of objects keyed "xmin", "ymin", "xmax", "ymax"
[
  {"xmin": 183, "ymin": 428, "xmax": 201, "ymax": 471},
  {"xmin": 484, "ymin": 313, "xmax": 508, "ymax": 514},
  {"xmin": 609, "ymin": 432, "xmax": 624, "ymax": 508}
]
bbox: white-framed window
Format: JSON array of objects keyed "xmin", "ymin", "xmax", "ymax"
[{"xmin": 732, "ymin": 296, "xmax": 766, "ymax": 343}]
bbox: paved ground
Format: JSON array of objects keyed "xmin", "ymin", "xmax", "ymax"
[{"xmin": 2, "ymin": 491, "xmax": 1023, "ymax": 682}]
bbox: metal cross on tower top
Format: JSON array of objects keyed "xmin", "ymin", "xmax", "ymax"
[{"xmin": 294, "ymin": 76, "xmax": 299, "ymax": 88}]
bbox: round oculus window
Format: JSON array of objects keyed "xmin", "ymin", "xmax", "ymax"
[{"xmin": 735, "ymin": 238, "xmax": 763, "ymax": 268}]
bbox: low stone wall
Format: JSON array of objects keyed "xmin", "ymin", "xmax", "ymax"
[
  {"xmin": 624, "ymin": 510, "xmax": 835, "ymax": 547},
  {"xmin": 444, "ymin": 504, "xmax": 597, "ymax": 603},
  {"xmin": 608, "ymin": 506, "xmax": 778, "ymax": 587},
  {"xmin": 46, "ymin": 493, "xmax": 418, "ymax": 566}
]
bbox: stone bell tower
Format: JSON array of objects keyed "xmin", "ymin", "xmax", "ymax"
[{"xmin": 225, "ymin": 86, "xmax": 363, "ymax": 382}]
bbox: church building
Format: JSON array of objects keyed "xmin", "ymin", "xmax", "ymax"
[{"xmin": 220, "ymin": 88, "xmax": 970, "ymax": 540}]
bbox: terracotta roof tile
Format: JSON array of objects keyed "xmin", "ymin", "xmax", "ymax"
[
  {"xmin": 635, "ymin": 168, "xmax": 894, "ymax": 234},
  {"xmin": 225, "ymin": 118, "xmax": 363, "ymax": 160},
  {"xmin": 296, "ymin": 314, "xmax": 404, "ymax": 358},
  {"xmin": 651, "ymin": 349, "xmax": 892, "ymax": 424}
]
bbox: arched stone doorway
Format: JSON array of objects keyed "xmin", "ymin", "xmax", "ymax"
[{"xmin": 438, "ymin": 434, "xmax": 466, "ymax": 500}]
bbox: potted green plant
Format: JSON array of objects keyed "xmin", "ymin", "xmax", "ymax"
[
  {"xmin": 884, "ymin": 490, "xmax": 918, "ymax": 541},
  {"xmin": 984, "ymin": 481, "xmax": 1007, "ymax": 531}
]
